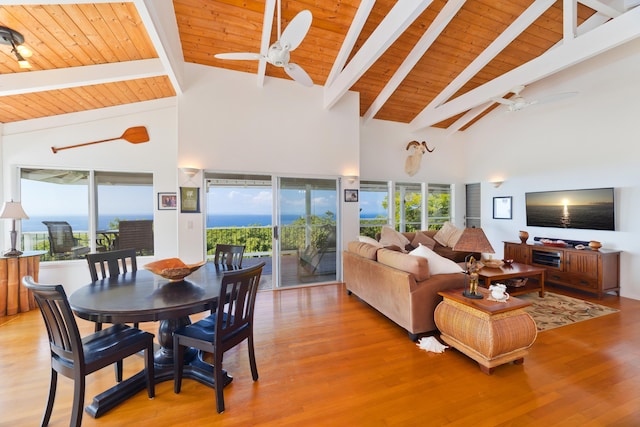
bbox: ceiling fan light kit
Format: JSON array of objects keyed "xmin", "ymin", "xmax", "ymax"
[{"xmin": 0, "ymin": 26, "xmax": 32, "ymax": 69}]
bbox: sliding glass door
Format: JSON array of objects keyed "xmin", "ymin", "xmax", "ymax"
[
  {"xmin": 205, "ymin": 173, "xmax": 339, "ymax": 288},
  {"xmin": 277, "ymin": 177, "xmax": 338, "ymax": 287}
]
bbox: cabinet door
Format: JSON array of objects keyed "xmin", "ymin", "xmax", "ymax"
[
  {"xmin": 566, "ymin": 252, "xmax": 598, "ymax": 279},
  {"xmin": 504, "ymin": 243, "xmax": 529, "ymax": 264}
]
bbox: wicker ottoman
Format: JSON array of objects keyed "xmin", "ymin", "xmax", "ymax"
[{"xmin": 435, "ymin": 287, "xmax": 537, "ymax": 374}]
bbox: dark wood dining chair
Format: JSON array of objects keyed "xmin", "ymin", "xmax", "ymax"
[
  {"xmin": 42, "ymin": 221, "xmax": 90, "ymax": 259},
  {"xmin": 86, "ymin": 249, "xmax": 140, "ymax": 380},
  {"xmin": 23, "ymin": 276, "xmax": 155, "ymax": 427},
  {"xmin": 86, "ymin": 249, "xmax": 138, "ymax": 331},
  {"xmin": 214, "ymin": 244, "xmax": 245, "ymax": 269},
  {"xmin": 173, "ymin": 262, "xmax": 265, "ymax": 413}
]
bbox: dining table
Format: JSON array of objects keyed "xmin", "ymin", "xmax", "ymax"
[{"xmin": 69, "ymin": 261, "xmax": 243, "ymax": 418}]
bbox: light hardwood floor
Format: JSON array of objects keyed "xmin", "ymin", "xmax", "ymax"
[{"xmin": 1, "ymin": 283, "xmax": 639, "ymax": 426}]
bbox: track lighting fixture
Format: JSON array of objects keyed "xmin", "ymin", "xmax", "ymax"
[{"xmin": 0, "ymin": 26, "xmax": 32, "ymax": 69}]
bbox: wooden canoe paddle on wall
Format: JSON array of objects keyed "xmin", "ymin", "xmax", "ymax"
[{"xmin": 51, "ymin": 126, "xmax": 149, "ymax": 153}]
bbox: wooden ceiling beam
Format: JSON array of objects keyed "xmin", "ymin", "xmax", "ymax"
[
  {"xmin": 323, "ymin": 0, "xmax": 433, "ymax": 110},
  {"xmin": 435, "ymin": 0, "xmax": 555, "ymax": 111},
  {"xmin": 410, "ymin": 5, "xmax": 640, "ymax": 131},
  {"xmin": 134, "ymin": 0, "xmax": 184, "ymax": 94},
  {"xmin": 363, "ymin": 0, "xmax": 466, "ymax": 122},
  {"xmin": 0, "ymin": 59, "xmax": 165, "ymax": 96}
]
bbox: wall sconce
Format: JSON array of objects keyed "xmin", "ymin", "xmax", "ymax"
[
  {"xmin": 492, "ymin": 181, "xmax": 504, "ymax": 188},
  {"xmin": 0, "ymin": 26, "xmax": 32, "ymax": 69},
  {"xmin": 181, "ymin": 167, "xmax": 199, "ymax": 178},
  {"xmin": 346, "ymin": 175, "xmax": 358, "ymax": 184},
  {"xmin": 0, "ymin": 200, "xmax": 29, "ymax": 256}
]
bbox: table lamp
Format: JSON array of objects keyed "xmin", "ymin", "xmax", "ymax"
[
  {"xmin": 453, "ymin": 227, "xmax": 495, "ymax": 299},
  {"xmin": 0, "ymin": 200, "xmax": 29, "ymax": 257}
]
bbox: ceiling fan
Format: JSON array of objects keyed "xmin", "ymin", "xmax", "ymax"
[
  {"xmin": 214, "ymin": 1, "xmax": 313, "ymax": 87},
  {"xmin": 492, "ymin": 85, "xmax": 578, "ymax": 112}
]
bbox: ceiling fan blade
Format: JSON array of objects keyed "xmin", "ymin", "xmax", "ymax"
[
  {"xmin": 285, "ymin": 63, "xmax": 313, "ymax": 87},
  {"xmin": 214, "ymin": 52, "xmax": 263, "ymax": 61},
  {"xmin": 491, "ymin": 97, "xmax": 514, "ymax": 106},
  {"xmin": 280, "ymin": 10, "xmax": 312, "ymax": 51}
]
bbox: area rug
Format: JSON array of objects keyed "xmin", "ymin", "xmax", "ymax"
[{"xmin": 518, "ymin": 292, "xmax": 619, "ymax": 332}]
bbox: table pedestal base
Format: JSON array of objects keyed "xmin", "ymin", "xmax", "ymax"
[{"xmin": 85, "ymin": 316, "xmax": 232, "ymax": 418}]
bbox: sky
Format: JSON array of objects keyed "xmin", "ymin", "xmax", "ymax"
[{"xmin": 526, "ymin": 188, "xmax": 614, "ymax": 206}]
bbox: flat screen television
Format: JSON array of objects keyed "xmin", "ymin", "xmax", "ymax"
[{"xmin": 525, "ymin": 188, "xmax": 615, "ymax": 231}]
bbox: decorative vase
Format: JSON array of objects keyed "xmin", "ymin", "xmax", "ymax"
[
  {"xmin": 589, "ymin": 241, "xmax": 602, "ymax": 251},
  {"xmin": 519, "ymin": 230, "xmax": 529, "ymax": 244}
]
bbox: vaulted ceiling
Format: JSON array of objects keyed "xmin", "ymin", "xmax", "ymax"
[{"xmin": 1, "ymin": 1, "xmax": 639, "ymax": 131}]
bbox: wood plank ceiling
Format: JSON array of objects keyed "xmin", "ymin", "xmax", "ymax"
[{"xmin": 0, "ymin": 1, "xmax": 638, "ymax": 131}]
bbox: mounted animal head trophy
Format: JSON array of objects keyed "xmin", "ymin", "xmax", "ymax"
[{"xmin": 404, "ymin": 140, "xmax": 434, "ymax": 176}]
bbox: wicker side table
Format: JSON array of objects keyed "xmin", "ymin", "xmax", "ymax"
[{"xmin": 435, "ymin": 287, "xmax": 537, "ymax": 374}]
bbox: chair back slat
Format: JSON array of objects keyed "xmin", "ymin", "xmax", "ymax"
[
  {"xmin": 216, "ymin": 262, "xmax": 263, "ymax": 346},
  {"xmin": 25, "ymin": 278, "xmax": 83, "ymax": 365},
  {"xmin": 214, "ymin": 244, "xmax": 245, "ymax": 268},
  {"xmin": 86, "ymin": 249, "xmax": 138, "ymax": 282}
]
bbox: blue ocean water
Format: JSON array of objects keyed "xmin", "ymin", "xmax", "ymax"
[{"xmin": 22, "ymin": 214, "xmax": 302, "ymax": 232}]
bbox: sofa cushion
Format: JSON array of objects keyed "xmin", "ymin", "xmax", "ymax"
[
  {"xmin": 377, "ymin": 248, "xmax": 430, "ymax": 281},
  {"xmin": 434, "ymin": 221, "xmax": 463, "ymax": 248},
  {"xmin": 358, "ymin": 235, "xmax": 383, "ymax": 248},
  {"xmin": 347, "ymin": 241, "xmax": 379, "ymax": 260},
  {"xmin": 379, "ymin": 226, "xmax": 411, "ymax": 252},
  {"xmin": 409, "ymin": 244, "xmax": 464, "ymax": 275},
  {"xmin": 411, "ymin": 232, "xmax": 436, "ymax": 250}
]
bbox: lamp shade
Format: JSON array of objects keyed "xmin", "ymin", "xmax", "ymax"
[
  {"xmin": 0, "ymin": 200, "xmax": 29, "ymax": 220},
  {"xmin": 452, "ymin": 227, "xmax": 495, "ymax": 254}
]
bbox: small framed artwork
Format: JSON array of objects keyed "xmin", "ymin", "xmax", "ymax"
[
  {"xmin": 345, "ymin": 189, "xmax": 359, "ymax": 202},
  {"xmin": 158, "ymin": 192, "xmax": 177, "ymax": 210},
  {"xmin": 493, "ymin": 196, "xmax": 512, "ymax": 219},
  {"xmin": 180, "ymin": 187, "xmax": 201, "ymax": 213}
]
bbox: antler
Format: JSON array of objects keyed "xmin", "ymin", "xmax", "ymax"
[
  {"xmin": 421, "ymin": 141, "xmax": 435, "ymax": 152},
  {"xmin": 406, "ymin": 140, "xmax": 421, "ymax": 150}
]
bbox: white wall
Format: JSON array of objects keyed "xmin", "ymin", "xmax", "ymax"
[
  {"xmin": 359, "ymin": 118, "xmax": 470, "ymax": 227},
  {"xmin": 175, "ymin": 64, "xmax": 361, "ymax": 258},
  {"xmin": 464, "ymin": 38, "xmax": 640, "ymax": 300},
  {"xmin": 2, "ymin": 100, "xmax": 179, "ymax": 293}
]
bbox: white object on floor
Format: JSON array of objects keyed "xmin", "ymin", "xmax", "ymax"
[{"xmin": 416, "ymin": 336, "xmax": 448, "ymax": 353}]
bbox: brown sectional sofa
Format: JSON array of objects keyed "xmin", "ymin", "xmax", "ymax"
[{"xmin": 343, "ymin": 230, "xmax": 476, "ymax": 340}]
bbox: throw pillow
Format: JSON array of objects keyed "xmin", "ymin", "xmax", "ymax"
[
  {"xmin": 409, "ymin": 244, "xmax": 464, "ymax": 275},
  {"xmin": 379, "ymin": 226, "xmax": 411, "ymax": 252},
  {"xmin": 358, "ymin": 235, "xmax": 383, "ymax": 248},
  {"xmin": 411, "ymin": 232, "xmax": 436, "ymax": 250},
  {"xmin": 448, "ymin": 227, "xmax": 464, "ymax": 248},
  {"xmin": 434, "ymin": 221, "xmax": 461, "ymax": 248}
]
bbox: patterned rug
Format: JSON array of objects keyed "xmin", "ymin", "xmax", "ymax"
[{"xmin": 518, "ymin": 292, "xmax": 619, "ymax": 332}]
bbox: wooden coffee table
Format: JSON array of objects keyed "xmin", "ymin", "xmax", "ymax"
[
  {"xmin": 478, "ymin": 262, "xmax": 545, "ymax": 297},
  {"xmin": 435, "ymin": 287, "xmax": 537, "ymax": 374}
]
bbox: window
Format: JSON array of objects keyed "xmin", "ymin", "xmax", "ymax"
[
  {"xmin": 359, "ymin": 180, "xmax": 390, "ymax": 238},
  {"xmin": 427, "ymin": 183, "xmax": 452, "ymax": 229},
  {"xmin": 395, "ymin": 182, "xmax": 422, "ymax": 232},
  {"xmin": 20, "ymin": 168, "xmax": 153, "ymax": 261}
]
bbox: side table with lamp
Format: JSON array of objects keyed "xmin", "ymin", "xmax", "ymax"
[
  {"xmin": 434, "ymin": 227, "xmax": 537, "ymax": 374},
  {"xmin": 0, "ymin": 200, "xmax": 46, "ymax": 315}
]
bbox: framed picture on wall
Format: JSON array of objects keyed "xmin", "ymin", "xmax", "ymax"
[
  {"xmin": 493, "ymin": 196, "xmax": 512, "ymax": 219},
  {"xmin": 158, "ymin": 192, "xmax": 177, "ymax": 210},
  {"xmin": 345, "ymin": 189, "xmax": 359, "ymax": 202},
  {"xmin": 180, "ymin": 187, "xmax": 200, "ymax": 213}
]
